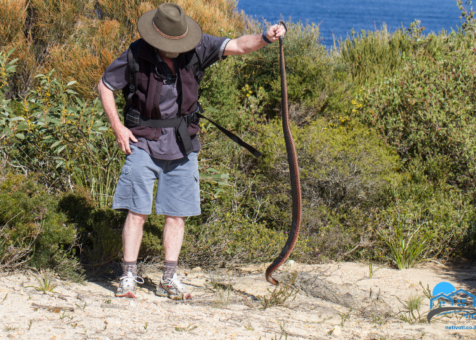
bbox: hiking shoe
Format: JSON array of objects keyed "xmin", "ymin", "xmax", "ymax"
[
  {"xmin": 156, "ymin": 273, "xmax": 192, "ymax": 300},
  {"xmin": 116, "ymin": 271, "xmax": 144, "ymax": 298}
]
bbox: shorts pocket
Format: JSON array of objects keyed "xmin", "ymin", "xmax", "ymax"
[{"xmin": 121, "ymin": 165, "xmax": 132, "ymax": 175}]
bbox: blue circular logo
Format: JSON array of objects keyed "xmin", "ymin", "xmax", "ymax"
[{"xmin": 433, "ymin": 282, "xmax": 455, "ymax": 297}]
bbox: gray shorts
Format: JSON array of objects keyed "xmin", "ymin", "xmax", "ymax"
[{"xmin": 112, "ymin": 145, "xmax": 200, "ymax": 216}]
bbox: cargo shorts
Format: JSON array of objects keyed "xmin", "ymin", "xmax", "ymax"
[{"xmin": 112, "ymin": 145, "xmax": 200, "ymax": 216}]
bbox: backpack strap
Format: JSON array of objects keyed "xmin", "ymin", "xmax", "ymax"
[
  {"xmin": 196, "ymin": 112, "xmax": 262, "ymax": 158},
  {"xmin": 126, "ymin": 40, "xmax": 141, "ymax": 107},
  {"xmin": 185, "ymin": 51, "xmax": 203, "ymax": 83}
]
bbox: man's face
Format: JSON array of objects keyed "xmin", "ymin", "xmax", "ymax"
[{"xmin": 159, "ymin": 49, "xmax": 179, "ymax": 59}]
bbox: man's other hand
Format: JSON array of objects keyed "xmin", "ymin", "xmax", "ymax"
[{"xmin": 115, "ymin": 125, "xmax": 138, "ymax": 155}]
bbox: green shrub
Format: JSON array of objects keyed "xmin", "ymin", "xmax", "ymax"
[
  {"xmin": 257, "ymin": 118, "xmax": 400, "ymax": 216},
  {"xmin": 378, "ymin": 157, "xmax": 476, "ymax": 262},
  {"xmin": 0, "ymin": 171, "xmax": 83, "ymax": 281},
  {"xmin": 337, "ymin": 20, "xmax": 474, "ymax": 87},
  {"xmin": 57, "ymin": 190, "xmax": 124, "ymax": 269},
  {"xmin": 355, "ymin": 40, "xmax": 476, "ymax": 190},
  {"xmin": 1, "ymin": 59, "xmax": 122, "ymax": 202}
]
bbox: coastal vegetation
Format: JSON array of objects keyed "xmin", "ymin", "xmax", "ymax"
[{"xmin": 1, "ymin": 0, "xmax": 476, "ymax": 280}]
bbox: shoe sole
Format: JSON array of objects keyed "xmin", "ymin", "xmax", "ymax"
[
  {"xmin": 116, "ymin": 291, "xmax": 136, "ymax": 298},
  {"xmin": 155, "ymin": 287, "xmax": 191, "ymax": 300}
]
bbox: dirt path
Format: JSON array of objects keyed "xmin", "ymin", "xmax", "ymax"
[{"xmin": 1, "ymin": 261, "xmax": 476, "ymax": 339}]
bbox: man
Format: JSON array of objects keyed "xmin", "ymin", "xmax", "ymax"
[{"xmin": 98, "ymin": 3, "xmax": 286, "ymax": 300}]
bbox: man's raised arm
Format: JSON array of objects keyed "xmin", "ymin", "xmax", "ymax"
[{"xmin": 223, "ymin": 24, "xmax": 286, "ymax": 56}]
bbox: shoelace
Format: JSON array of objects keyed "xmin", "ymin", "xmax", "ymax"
[
  {"xmin": 164, "ymin": 275, "xmax": 187, "ymax": 291},
  {"xmin": 120, "ymin": 272, "xmax": 144, "ymax": 284}
]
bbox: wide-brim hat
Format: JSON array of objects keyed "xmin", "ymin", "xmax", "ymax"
[{"xmin": 137, "ymin": 3, "xmax": 202, "ymax": 53}]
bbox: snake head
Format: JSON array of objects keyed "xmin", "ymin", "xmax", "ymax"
[
  {"xmin": 278, "ymin": 20, "xmax": 288, "ymax": 33},
  {"xmin": 278, "ymin": 20, "xmax": 287, "ymax": 43}
]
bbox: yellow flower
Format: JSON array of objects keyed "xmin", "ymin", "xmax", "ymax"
[
  {"xmin": 246, "ymin": 94, "xmax": 250, "ymax": 97},
  {"xmin": 248, "ymin": 91, "xmax": 252, "ymax": 94}
]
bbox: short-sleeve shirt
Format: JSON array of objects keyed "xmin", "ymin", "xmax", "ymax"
[{"xmin": 102, "ymin": 34, "xmax": 230, "ymax": 160}]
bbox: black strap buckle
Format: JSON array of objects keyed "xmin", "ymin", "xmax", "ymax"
[{"xmin": 125, "ymin": 107, "xmax": 140, "ymax": 127}]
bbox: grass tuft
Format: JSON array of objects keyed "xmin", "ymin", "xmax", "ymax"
[{"xmin": 27, "ymin": 271, "xmax": 58, "ymax": 293}]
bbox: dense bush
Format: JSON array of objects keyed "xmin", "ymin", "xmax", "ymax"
[
  {"xmin": 251, "ymin": 118, "xmax": 401, "ymax": 260},
  {"xmin": 0, "ymin": 171, "xmax": 83, "ymax": 281},
  {"xmin": 378, "ymin": 157, "xmax": 476, "ymax": 262},
  {"xmin": 1, "ymin": 59, "xmax": 121, "ymax": 205},
  {"xmin": 354, "ymin": 31, "xmax": 476, "ymax": 190}
]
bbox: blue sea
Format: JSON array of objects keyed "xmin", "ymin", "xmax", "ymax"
[{"xmin": 236, "ymin": 0, "xmax": 463, "ymax": 47}]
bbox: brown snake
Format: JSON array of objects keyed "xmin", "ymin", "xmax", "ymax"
[{"xmin": 265, "ymin": 25, "xmax": 302, "ymax": 286}]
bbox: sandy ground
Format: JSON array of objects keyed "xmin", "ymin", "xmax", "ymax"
[{"xmin": 1, "ymin": 261, "xmax": 476, "ymax": 339}]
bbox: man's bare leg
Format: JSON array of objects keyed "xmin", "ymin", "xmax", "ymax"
[
  {"xmin": 117, "ymin": 211, "xmax": 147, "ymax": 298},
  {"xmin": 163, "ymin": 216, "xmax": 185, "ymax": 262},
  {"xmin": 163, "ymin": 216, "xmax": 185, "ymax": 279},
  {"xmin": 162, "ymin": 216, "xmax": 185, "ymax": 280},
  {"xmin": 123, "ymin": 211, "xmax": 147, "ymax": 263},
  {"xmin": 157, "ymin": 216, "xmax": 190, "ymax": 299}
]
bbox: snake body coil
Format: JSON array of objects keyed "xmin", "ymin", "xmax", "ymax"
[{"xmin": 265, "ymin": 35, "xmax": 302, "ymax": 286}]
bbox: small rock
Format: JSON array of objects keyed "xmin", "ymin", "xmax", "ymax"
[
  {"xmin": 286, "ymin": 260, "xmax": 296, "ymax": 267},
  {"xmin": 105, "ymin": 317, "xmax": 120, "ymax": 325},
  {"xmin": 129, "ymin": 300, "xmax": 136, "ymax": 307},
  {"xmin": 191, "ymin": 267, "xmax": 202, "ymax": 273},
  {"xmin": 332, "ymin": 326, "xmax": 342, "ymax": 337}
]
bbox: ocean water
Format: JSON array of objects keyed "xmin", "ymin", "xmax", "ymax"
[{"xmin": 236, "ymin": 0, "xmax": 463, "ymax": 47}]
